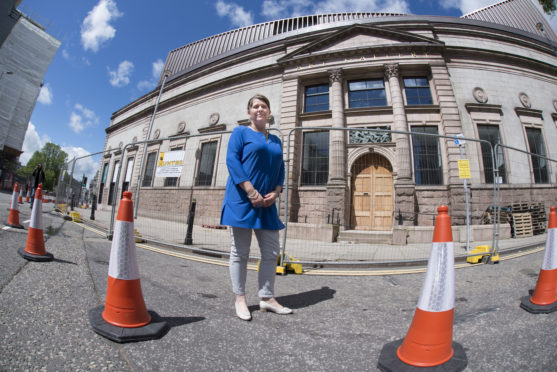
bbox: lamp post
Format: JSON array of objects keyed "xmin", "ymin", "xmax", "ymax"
[{"xmin": 134, "ymin": 69, "xmax": 172, "ymax": 218}]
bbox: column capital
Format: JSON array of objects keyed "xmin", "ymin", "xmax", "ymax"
[
  {"xmin": 384, "ymin": 63, "xmax": 399, "ymax": 79},
  {"xmin": 328, "ymin": 69, "xmax": 343, "ymax": 84}
]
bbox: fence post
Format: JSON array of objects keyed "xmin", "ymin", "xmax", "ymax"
[
  {"xmin": 90, "ymin": 194, "xmax": 96, "ymax": 220},
  {"xmin": 184, "ymin": 199, "xmax": 196, "ymax": 245}
]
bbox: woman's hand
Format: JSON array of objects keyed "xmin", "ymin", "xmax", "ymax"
[
  {"xmin": 262, "ymin": 188, "xmax": 281, "ymax": 208},
  {"xmin": 247, "ymin": 189, "xmax": 264, "ymax": 208}
]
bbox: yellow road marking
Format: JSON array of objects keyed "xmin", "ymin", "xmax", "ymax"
[{"xmin": 69, "ymin": 218, "xmax": 544, "ymax": 276}]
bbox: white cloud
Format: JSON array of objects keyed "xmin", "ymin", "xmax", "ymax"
[
  {"xmin": 261, "ymin": 0, "xmax": 410, "ymax": 19},
  {"xmin": 108, "ymin": 60, "xmax": 134, "ymax": 87},
  {"xmin": 81, "ymin": 0, "xmax": 123, "ymax": 52},
  {"xmin": 61, "ymin": 146, "xmax": 100, "ymax": 184},
  {"xmin": 20, "ymin": 122, "xmax": 51, "ymax": 165},
  {"xmin": 216, "ymin": 0, "xmax": 254, "ymax": 27},
  {"xmin": 137, "ymin": 58, "xmax": 165, "ymax": 91},
  {"xmin": 152, "ymin": 59, "xmax": 164, "ymax": 78},
  {"xmin": 62, "ymin": 49, "xmax": 70, "ymax": 60},
  {"xmin": 37, "ymin": 83, "xmax": 53, "ymax": 105},
  {"xmin": 68, "ymin": 103, "xmax": 99, "ymax": 133}
]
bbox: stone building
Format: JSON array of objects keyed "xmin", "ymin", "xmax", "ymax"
[{"xmin": 99, "ymin": 0, "xmax": 557, "ymax": 242}]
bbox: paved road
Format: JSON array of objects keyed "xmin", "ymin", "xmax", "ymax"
[{"xmin": 1, "ymin": 191, "xmax": 556, "ymax": 371}]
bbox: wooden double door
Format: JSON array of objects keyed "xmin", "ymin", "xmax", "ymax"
[{"xmin": 351, "ymin": 153, "xmax": 394, "ymax": 230}]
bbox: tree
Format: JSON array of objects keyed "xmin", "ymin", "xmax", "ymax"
[
  {"xmin": 538, "ymin": 0, "xmax": 556, "ymax": 15},
  {"xmin": 17, "ymin": 142, "xmax": 68, "ymax": 191}
]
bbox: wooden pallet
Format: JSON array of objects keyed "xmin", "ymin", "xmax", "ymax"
[
  {"xmin": 511, "ymin": 202, "xmax": 530, "ymax": 213},
  {"xmin": 481, "ymin": 206, "xmax": 511, "ymax": 225},
  {"xmin": 529, "ymin": 202, "xmax": 547, "ymax": 235},
  {"xmin": 512, "ymin": 212, "xmax": 533, "ymax": 238}
]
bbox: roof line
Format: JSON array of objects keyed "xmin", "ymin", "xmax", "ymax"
[{"xmin": 461, "ymin": 0, "xmax": 512, "ymax": 18}]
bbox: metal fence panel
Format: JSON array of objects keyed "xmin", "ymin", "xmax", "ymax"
[{"xmin": 56, "ymin": 126, "xmax": 557, "ymax": 268}]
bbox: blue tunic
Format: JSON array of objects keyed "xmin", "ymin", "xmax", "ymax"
[{"xmin": 220, "ymin": 126, "xmax": 285, "ymax": 230}]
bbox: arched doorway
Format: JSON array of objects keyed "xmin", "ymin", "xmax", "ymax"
[{"xmin": 350, "ymin": 152, "xmax": 394, "ymax": 230}]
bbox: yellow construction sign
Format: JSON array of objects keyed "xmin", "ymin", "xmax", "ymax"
[{"xmin": 458, "ymin": 159, "xmax": 471, "ymax": 179}]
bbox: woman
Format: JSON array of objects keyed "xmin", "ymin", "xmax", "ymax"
[{"xmin": 220, "ymin": 94, "xmax": 292, "ymax": 321}]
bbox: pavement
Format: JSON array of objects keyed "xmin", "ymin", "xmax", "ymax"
[{"xmin": 1, "ymin": 190, "xmax": 557, "ymax": 371}]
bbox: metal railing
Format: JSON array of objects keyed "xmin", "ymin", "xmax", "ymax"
[{"xmin": 55, "ymin": 127, "xmax": 556, "ymax": 268}]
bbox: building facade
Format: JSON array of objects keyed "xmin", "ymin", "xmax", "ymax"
[
  {"xmin": 100, "ymin": 0, "xmax": 557, "ymax": 241},
  {"xmin": 0, "ymin": 0, "xmax": 60, "ymax": 188}
]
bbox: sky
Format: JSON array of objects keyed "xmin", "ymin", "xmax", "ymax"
[{"xmin": 16, "ymin": 0, "xmax": 557, "ymax": 180}]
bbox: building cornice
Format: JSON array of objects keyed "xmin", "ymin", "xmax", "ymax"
[
  {"xmin": 465, "ymin": 103, "xmax": 503, "ymax": 114},
  {"xmin": 514, "ymin": 107, "xmax": 543, "ymax": 118}
]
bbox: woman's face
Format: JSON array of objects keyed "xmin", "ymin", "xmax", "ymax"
[{"xmin": 248, "ymin": 99, "xmax": 270, "ymax": 126}]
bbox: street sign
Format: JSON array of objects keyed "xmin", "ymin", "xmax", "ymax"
[
  {"xmin": 454, "ymin": 133, "xmax": 466, "ymax": 146},
  {"xmin": 458, "ymin": 159, "xmax": 471, "ymax": 179}
]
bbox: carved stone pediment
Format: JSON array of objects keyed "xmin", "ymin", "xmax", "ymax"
[{"xmin": 278, "ymin": 24, "xmax": 444, "ymax": 63}]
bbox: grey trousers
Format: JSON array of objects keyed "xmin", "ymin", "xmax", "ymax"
[{"xmin": 229, "ymin": 227, "xmax": 280, "ymax": 298}]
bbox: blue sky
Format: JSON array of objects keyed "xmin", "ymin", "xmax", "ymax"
[{"xmin": 17, "ymin": 0, "xmax": 557, "ymax": 179}]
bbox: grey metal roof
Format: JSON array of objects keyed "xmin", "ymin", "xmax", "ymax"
[
  {"xmin": 462, "ymin": 0, "xmax": 557, "ymax": 43},
  {"xmin": 161, "ymin": 12, "xmax": 404, "ymax": 82},
  {"xmin": 160, "ymin": 1, "xmax": 556, "ymax": 85}
]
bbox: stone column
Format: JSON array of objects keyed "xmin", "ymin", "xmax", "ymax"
[
  {"xmin": 328, "ymin": 69, "xmax": 346, "ymax": 183},
  {"xmin": 327, "ymin": 69, "xmax": 347, "ymax": 229},
  {"xmin": 384, "ymin": 63, "xmax": 415, "ymax": 228},
  {"xmin": 384, "ymin": 63, "xmax": 412, "ymax": 182}
]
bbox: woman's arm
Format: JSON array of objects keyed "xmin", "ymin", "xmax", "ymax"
[{"xmin": 239, "ymin": 180, "xmax": 264, "ymax": 207}]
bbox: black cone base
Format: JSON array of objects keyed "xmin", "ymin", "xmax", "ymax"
[
  {"xmin": 378, "ymin": 338, "xmax": 468, "ymax": 372},
  {"xmin": 18, "ymin": 247, "xmax": 54, "ymax": 262},
  {"xmin": 7, "ymin": 222, "xmax": 24, "ymax": 229},
  {"xmin": 89, "ymin": 305, "xmax": 169, "ymax": 343},
  {"xmin": 520, "ymin": 295, "xmax": 557, "ymax": 314}
]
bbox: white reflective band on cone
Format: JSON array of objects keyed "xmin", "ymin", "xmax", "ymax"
[
  {"xmin": 417, "ymin": 242, "xmax": 455, "ymax": 312},
  {"xmin": 108, "ymin": 220, "xmax": 140, "ymax": 280},
  {"xmin": 30, "ymin": 200, "xmax": 43, "ymax": 229},
  {"xmin": 541, "ymin": 228, "xmax": 557, "ymax": 271},
  {"xmin": 10, "ymin": 192, "xmax": 17, "ymax": 210}
]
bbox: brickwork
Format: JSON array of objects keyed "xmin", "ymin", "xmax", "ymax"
[
  {"xmin": 135, "ymin": 187, "xmax": 225, "ymax": 225},
  {"xmin": 289, "ymin": 189, "xmax": 328, "ymax": 225},
  {"xmin": 394, "ymin": 184, "xmax": 415, "ymax": 225},
  {"xmin": 414, "ymin": 188, "xmax": 450, "ymax": 226},
  {"xmin": 327, "ymin": 184, "xmax": 347, "ymax": 226}
]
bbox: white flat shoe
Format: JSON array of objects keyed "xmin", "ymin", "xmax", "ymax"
[
  {"xmin": 259, "ymin": 300, "xmax": 293, "ymax": 315},
  {"xmin": 235, "ymin": 302, "xmax": 252, "ymax": 321}
]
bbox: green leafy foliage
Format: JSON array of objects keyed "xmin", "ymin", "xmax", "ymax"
[
  {"xmin": 17, "ymin": 142, "xmax": 68, "ymax": 191},
  {"xmin": 538, "ymin": 0, "xmax": 556, "ymax": 15}
]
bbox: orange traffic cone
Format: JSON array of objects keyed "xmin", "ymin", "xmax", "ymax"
[
  {"xmin": 89, "ymin": 191, "xmax": 168, "ymax": 343},
  {"xmin": 18, "ymin": 188, "xmax": 23, "ymax": 204},
  {"xmin": 25, "ymin": 188, "xmax": 30, "ymax": 203},
  {"xmin": 7, "ymin": 183, "xmax": 24, "ymax": 229},
  {"xmin": 378, "ymin": 206, "xmax": 467, "ymax": 371},
  {"xmin": 520, "ymin": 206, "xmax": 557, "ymax": 313},
  {"xmin": 18, "ymin": 184, "xmax": 54, "ymax": 262}
]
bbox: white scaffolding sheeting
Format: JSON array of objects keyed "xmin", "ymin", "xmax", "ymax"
[{"xmin": 0, "ymin": 16, "xmax": 60, "ymax": 152}]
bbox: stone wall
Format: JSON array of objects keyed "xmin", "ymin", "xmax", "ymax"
[
  {"xmin": 288, "ymin": 189, "xmax": 328, "ymax": 225},
  {"xmin": 135, "ymin": 187, "xmax": 225, "ymax": 225}
]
